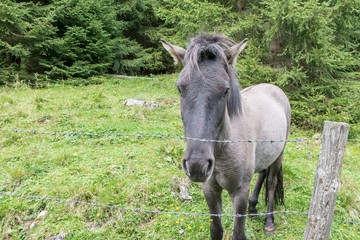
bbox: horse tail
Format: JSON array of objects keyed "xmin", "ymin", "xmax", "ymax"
[
  {"xmin": 275, "ymin": 165, "xmax": 284, "ymax": 205},
  {"xmin": 265, "ymin": 164, "xmax": 285, "ymax": 206}
]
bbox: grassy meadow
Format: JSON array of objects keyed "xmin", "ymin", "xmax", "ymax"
[{"xmin": 0, "ymin": 75, "xmax": 359, "ymax": 239}]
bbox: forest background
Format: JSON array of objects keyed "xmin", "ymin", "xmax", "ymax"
[{"xmin": 1, "ymin": 0, "xmax": 359, "ymax": 133}]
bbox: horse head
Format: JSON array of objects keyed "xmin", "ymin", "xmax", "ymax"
[{"xmin": 161, "ymin": 34, "xmax": 247, "ymax": 182}]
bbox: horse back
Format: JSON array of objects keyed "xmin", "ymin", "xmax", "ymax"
[{"xmin": 241, "ymin": 83, "xmax": 290, "ymax": 126}]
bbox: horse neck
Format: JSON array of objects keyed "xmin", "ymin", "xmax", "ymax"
[
  {"xmin": 219, "ymin": 93, "xmax": 245, "ymax": 140},
  {"xmin": 217, "ymin": 106, "xmax": 235, "ymax": 142}
]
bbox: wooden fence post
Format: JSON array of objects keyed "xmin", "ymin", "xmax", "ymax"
[{"xmin": 303, "ymin": 121, "xmax": 350, "ymax": 240}]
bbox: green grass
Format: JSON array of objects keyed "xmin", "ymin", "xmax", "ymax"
[{"xmin": 1, "ymin": 76, "xmax": 359, "ymax": 239}]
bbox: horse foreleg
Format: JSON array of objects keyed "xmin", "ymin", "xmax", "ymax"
[
  {"xmin": 248, "ymin": 170, "xmax": 266, "ymax": 215},
  {"xmin": 202, "ymin": 183, "xmax": 223, "ymax": 240},
  {"xmin": 231, "ymin": 186, "xmax": 250, "ymax": 240}
]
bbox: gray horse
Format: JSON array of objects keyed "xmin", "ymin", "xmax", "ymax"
[{"xmin": 161, "ymin": 34, "xmax": 291, "ymax": 240}]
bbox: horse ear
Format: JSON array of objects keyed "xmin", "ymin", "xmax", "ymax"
[
  {"xmin": 226, "ymin": 38, "xmax": 248, "ymax": 65},
  {"xmin": 161, "ymin": 39, "xmax": 186, "ymax": 65}
]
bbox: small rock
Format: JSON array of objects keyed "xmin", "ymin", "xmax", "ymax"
[
  {"xmin": 123, "ymin": 99, "xmax": 160, "ymax": 108},
  {"xmin": 144, "ymin": 101, "xmax": 160, "ymax": 108},
  {"xmin": 45, "ymin": 231, "xmax": 68, "ymax": 240},
  {"xmin": 124, "ymin": 99, "xmax": 145, "ymax": 107},
  {"xmin": 179, "ymin": 185, "xmax": 192, "ymax": 200},
  {"xmin": 172, "ymin": 176, "xmax": 192, "ymax": 200},
  {"xmin": 55, "ymin": 232, "xmax": 67, "ymax": 240},
  {"xmin": 29, "ymin": 209, "xmax": 48, "ymax": 229}
]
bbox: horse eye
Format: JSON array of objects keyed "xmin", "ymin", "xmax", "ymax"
[{"xmin": 223, "ymin": 88, "xmax": 229, "ymax": 97}]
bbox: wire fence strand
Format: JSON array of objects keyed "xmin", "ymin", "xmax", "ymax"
[
  {"xmin": 1, "ymin": 191, "xmax": 359, "ymax": 226},
  {"xmin": 0, "ymin": 191, "xmax": 308, "ymax": 218},
  {"xmin": 0, "ymin": 128, "xmax": 326, "ymax": 143},
  {"xmin": 1, "ymin": 128, "xmax": 359, "ymax": 142},
  {"xmin": 0, "ymin": 128, "xmax": 359, "ymax": 227}
]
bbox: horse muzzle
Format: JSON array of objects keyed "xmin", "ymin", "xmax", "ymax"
[{"xmin": 182, "ymin": 156, "xmax": 215, "ymax": 182}]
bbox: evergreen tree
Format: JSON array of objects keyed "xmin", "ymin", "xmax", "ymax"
[
  {"xmin": 114, "ymin": 0, "xmax": 166, "ymax": 75},
  {"xmin": 0, "ymin": 0, "xmax": 167, "ymax": 83},
  {"xmin": 0, "ymin": 0, "xmax": 34, "ymax": 84},
  {"xmin": 38, "ymin": 0, "xmax": 119, "ymax": 79},
  {"xmin": 1, "ymin": 0, "xmax": 359, "ymax": 87}
]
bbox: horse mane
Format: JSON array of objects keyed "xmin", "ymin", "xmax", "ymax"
[
  {"xmin": 183, "ymin": 34, "xmax": 242, "ymax": 117},
  {"xmin": 184, "ymin": 34, "xmax": 233, "ymax": 71}
]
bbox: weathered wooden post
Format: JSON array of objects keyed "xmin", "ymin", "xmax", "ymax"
[{"xmin": 303, "ymin": 121, "xmax": 350, "ymax": 240}]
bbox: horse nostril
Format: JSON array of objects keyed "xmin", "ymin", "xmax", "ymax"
[
  {"xmin": 182, "ymin": 159, "xmax": 189, "ymax": 175},
  {"xmin": 207, "ymin": 159, "xmax": 213, "ymax": 173}
]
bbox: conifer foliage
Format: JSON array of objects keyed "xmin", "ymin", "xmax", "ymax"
[
  {"xmin": 0, "ymin": 0, "xmax": 164, "ymax": 83},
  {"xmin": 0, "ymin": 0, "xmax": 359, "ymax": 86}
]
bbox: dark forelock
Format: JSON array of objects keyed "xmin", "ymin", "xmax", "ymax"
[
  {"xmin": 180, "ymin": 34, "xmax": 242, "ymax": 118},
  {"xmin": 184, "ymin": 34, "xmax": 234, "ymax": 70}
]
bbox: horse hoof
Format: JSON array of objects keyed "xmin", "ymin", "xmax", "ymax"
[{"xmin": 264, "ymin": 224, "xmax": 276, "ymax": 235}]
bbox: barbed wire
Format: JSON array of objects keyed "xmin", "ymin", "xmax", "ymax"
[
  {"xmin": 1, "ymin": 191, "xmax": 359, "ymax": 226},
  {"xmin": 0, "ymin": 191, "xmax": 307, "ymax": 218},
  {"xmin": 0, "ymin": 127, "xmax": 359, "ymax": 227},
  {"xmin": 2, "ymin": 127, "xmax": 359, "ymax": 142},
  {"xmin": 0, "ymin": 128, "xmax": 325, "ymax": 143}
]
